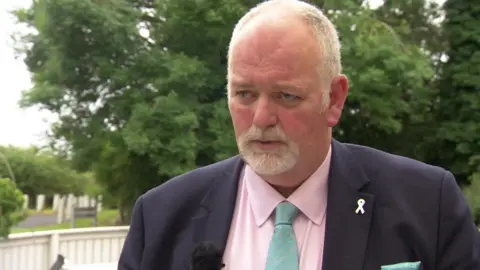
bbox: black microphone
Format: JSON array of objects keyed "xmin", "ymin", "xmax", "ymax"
[{"xmin": 191, "ymin": 242, "xmax": 225, "ymax": 270}]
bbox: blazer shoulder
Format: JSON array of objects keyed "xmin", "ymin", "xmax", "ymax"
[
  {"xmin": 344, "ymin": 143, "xmax": 448, "ymax": 184},
  {"xmin": 141, "ymin": 155, "xmax": 243, "ymax": 205}
]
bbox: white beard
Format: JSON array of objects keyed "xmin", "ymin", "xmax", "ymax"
[{"xmin": 237, "ymin": 125, "xmax": 299, "ymax": 175}]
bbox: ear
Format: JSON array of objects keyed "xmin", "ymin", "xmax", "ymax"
[{"xmin": 326, "ymin": 74, "xmax": 349, "ymax": 127}]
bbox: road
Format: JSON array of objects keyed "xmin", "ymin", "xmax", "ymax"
[{"xmin": 15, "ymin": 213, "xmax": 57, "ymax": 228}]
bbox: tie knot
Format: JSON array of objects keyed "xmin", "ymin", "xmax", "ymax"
[{"xmin": 274, "ymin": 201, "xmax": 298, "ymax": 226}]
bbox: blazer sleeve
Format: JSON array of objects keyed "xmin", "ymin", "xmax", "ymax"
[
  {"xmin": 118, "ymin": 196, "xmax": 145, "ymax": 270},
  {"xmin": 436, "ymin": 170, "xmax": 480, "ymax": 269}
]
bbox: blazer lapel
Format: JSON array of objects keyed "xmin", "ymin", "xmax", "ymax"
[
  {"xmin": 322, "ymin": 140, "xmax": 375, "ymax": 270},
  {"xmin": 191, "ymin": 156, "xmax": 244, "ymax": 253}
]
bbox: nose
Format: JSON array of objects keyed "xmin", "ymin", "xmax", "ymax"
[{"xmin": 252, "ymin": 96, "xmax": 278, "ymax": 128}]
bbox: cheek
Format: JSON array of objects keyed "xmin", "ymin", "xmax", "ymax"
[
  {"xmin": 229, "ymin": 104, "xmax": 254, "ymax": 136},
  {"xmin": 279, "ymin": 111, "xmax": 321, "ymax": 141}
]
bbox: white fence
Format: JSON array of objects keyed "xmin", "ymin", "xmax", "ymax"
[{"xmin": 0, "ymin": 226, "xmax": 129, "ymax": 270}]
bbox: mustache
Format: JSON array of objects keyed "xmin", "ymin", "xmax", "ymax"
[{"xmin": 240, "ymin": 126, "xmax": 288, "ymax": 142}]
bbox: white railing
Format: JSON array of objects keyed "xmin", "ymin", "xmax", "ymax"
[{"xmin": 0, "ymin": 226, "xmax": 129, "ymax": 270}]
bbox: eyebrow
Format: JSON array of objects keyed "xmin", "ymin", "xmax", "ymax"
[
  {"xmin": 273, "ymin": 82, "xmax": 305, "ymax": 92},
  {"xmin": 228, "ymin": 75, "xmax": 250, "ymax": 85},
  {"xmin": 228, "ymin": 77, "xmax": 255, "ymax": 92},
  {"xmin": 228, "ymin": 75, "xmax": 307, "ymax": 93}
]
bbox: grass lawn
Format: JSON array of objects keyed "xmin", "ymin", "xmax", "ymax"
[{"xmin": 11, "ymin": 209, "xmax": 120, "ymax": 233}]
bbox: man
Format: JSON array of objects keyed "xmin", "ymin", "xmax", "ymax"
[{"xmin": 118, "ymin": 0, "xmax": 480, "ymax": 269}]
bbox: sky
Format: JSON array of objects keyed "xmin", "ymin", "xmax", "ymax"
[
  {"xmin": 0, "ymin": 0, "xmax": 54, "ymax": 148},
  {"xmin": 0, "ymin": 0, "xmax": 442, "ymax": 148}
]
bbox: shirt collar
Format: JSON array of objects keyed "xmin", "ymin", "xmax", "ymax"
[{"xmin": 245, "ymin": 145, "xmax": 332, "ymax": 226}]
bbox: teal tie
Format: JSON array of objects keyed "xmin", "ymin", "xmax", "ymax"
[{"xmin": 265, "ymin": 201, "xmax": 299, "ymax": 270}]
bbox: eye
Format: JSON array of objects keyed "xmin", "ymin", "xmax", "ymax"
[
  {"xmin": 236, "ymin": 90, "xmax": 254, "ymax": 99},
  {"xmin": 280, "ymin": 92, "xmax": 299, "ymax": 101}
]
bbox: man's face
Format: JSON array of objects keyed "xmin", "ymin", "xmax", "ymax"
[{"xmin": 227, "ymin": 15, "xmax": 346, "ymax": 182}]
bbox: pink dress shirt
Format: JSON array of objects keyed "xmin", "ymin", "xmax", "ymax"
[{"xmin": 223, "ymin": 146, "xmax": 332, "ymax": 270}]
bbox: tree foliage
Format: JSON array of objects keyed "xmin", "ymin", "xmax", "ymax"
[
  {"xmin": 11, "ymin": 0, "xmax": 479, "ymax": 223},
  {"xmin": 432, "ymin": 0, "xmax": 480, "ymax": 184},
  {"xmin": 0, "ymin": 178, "xmax": 26, "ymax": 239},
  {"xmin": 439, "ymin": 0, "xmax": 480, "ymax": 216},
  {"xmin": 0, "ymin": 146, "xmax": 86, "ymax": 197}
]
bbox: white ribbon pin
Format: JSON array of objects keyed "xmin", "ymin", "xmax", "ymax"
[{"xmin": 355, "ymin": 198, "xmax": 366, "ymax": 214}]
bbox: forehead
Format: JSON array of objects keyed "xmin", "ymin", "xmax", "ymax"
[{"xmin": 228, "ymin": 15, "xmax": 320, "ymax": 85}]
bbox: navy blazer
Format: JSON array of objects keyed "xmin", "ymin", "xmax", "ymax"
[{"xmin": 118, "ymin": 140, "xmax": 480, "ymax": 270}]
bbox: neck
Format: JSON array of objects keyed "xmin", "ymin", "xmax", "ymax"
[{"xmin": 272, "ymin": 185, "xmax": 299, "ymax": 197}]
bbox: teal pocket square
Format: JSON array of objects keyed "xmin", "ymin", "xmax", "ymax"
[{"xmin": 381, "ymin": 261, "xmax": 421, "ymax": 270}]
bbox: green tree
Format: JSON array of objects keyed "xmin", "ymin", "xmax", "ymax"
[
  {"xmin": 0, "ymin": 146, "xmax": 86, "ymax": 198},
  {"xmin": 373, "ymin": 0, "xmax": 445, "ymax": 60},
  {"xmin": 329, "ymin": 8, "xmax": 436, "ymax": 156},
  {"xmin": 464, "ymin": 172, "xmax": 480, "ymax": 224},
  {"xmin": 0, "ymin": 178, "xmax": 26, "ymax": 239},
  {"xmin": 431, "ymin": 0, "xmax": 480, "ymax": 186},
  {"xmin": 12, "ymin": 0, "xmax": 442, "ymax": 222}
]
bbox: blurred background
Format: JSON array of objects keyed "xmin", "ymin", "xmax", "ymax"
[{"xmin": 0, "ymin": 0, "xmax": 478, "ymax": 268}]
